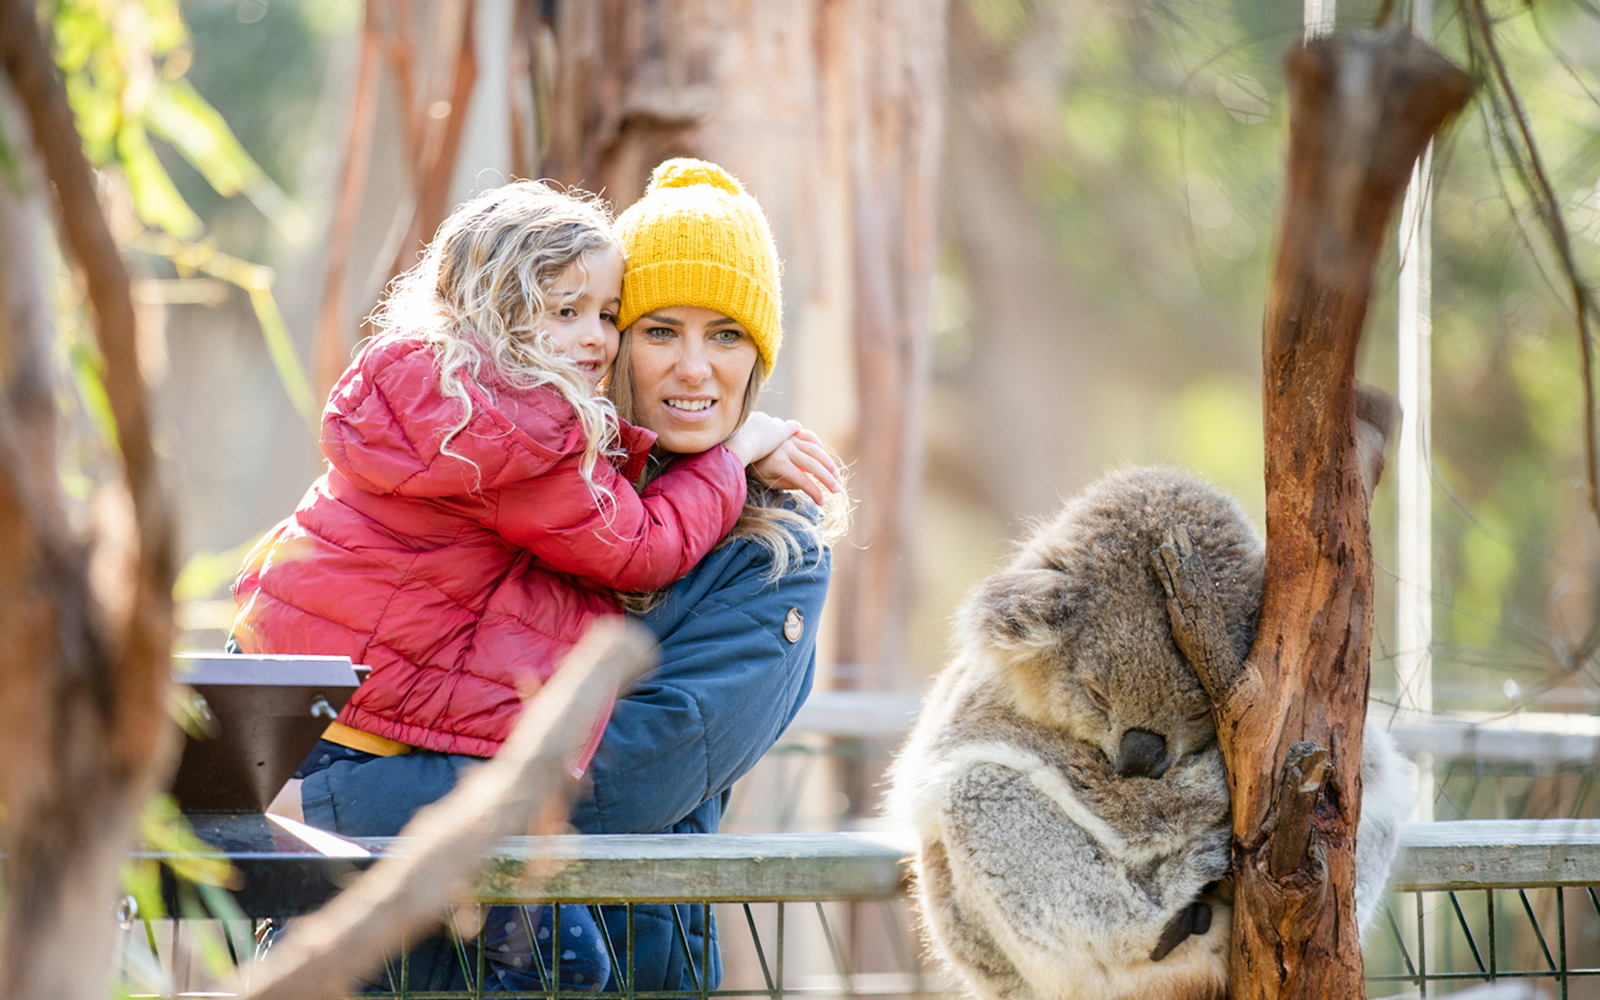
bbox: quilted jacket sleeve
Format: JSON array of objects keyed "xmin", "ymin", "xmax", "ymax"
[
  {"xmin": 568, "ymin": 522, "xmax": 829, "ymax": 834},
  {"xmin": 321, "ymin": 335, "xmax": 749, "ymax": 592},
  {"xmin": 493, "ymin": 446, "xmax": 748, "ymax": 592}
]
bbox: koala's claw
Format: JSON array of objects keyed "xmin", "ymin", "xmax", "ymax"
[
  {"xmin": 1150, "ymin": 901, "xmax": 1213, "ymax": 961},
  {"xmin": 1151, "ymin": 527, "xmax": 1243, "ymax": 702}
]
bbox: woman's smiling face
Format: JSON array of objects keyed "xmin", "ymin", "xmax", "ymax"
[{"xmin": 626, "ymin": 305, "xmax": 759, "ymax": 454}]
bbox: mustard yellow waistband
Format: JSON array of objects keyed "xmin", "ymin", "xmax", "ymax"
[{"xmin": 322, "ymin": 720, "xmax": 411, "ymax": 757}]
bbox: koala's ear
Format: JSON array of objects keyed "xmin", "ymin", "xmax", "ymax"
[{"xmin": 967, "ymin": 568, "xmax": 1073, "ymax": 649}]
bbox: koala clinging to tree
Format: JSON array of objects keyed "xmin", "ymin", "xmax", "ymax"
[{"xmin": 886, "ymin": 466, "xmax": 1412, "ymax": 1000}]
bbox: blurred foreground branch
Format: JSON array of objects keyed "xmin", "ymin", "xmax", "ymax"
[
  {"xmin": 236, "ymin": 622, "xmax": 655, "ymax": 1000},
  {"xmin": 0, "ymin": 1, "xmax": 177, "ymax": 997}
]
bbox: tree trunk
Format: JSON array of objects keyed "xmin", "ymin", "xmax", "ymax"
[
  {"xmin": 534, "ymin": 0, "xmax": 947, "ymax": 683},
  {"xmin": 0, "ymin": 3, "xmax": 178, "ymax": 997},
  {"xmin": 940, "ymin": 0, "xmax": 1100, "ymax": 519},
  {"xmin": 312, "ymin": 0, "xmax": 384, "ymax": 403},
  {"xmin": 1156, "ymin": 30, "xmax": 1471, "ymax": 1000}
]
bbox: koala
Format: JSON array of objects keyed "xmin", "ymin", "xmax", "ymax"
[{"xmin": 886, "ymin": 467, "xmax": 1412, "ymax": 1000}]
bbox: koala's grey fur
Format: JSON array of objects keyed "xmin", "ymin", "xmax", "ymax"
[{"xmin": 886, "ymin": 467, "xmax": 1412, "ymax": 1000}]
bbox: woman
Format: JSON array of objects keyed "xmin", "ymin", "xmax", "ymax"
[
  {"xmin": 569, "ymin": 157, "xmax": 844, "ymax": 992},
  {"xmin": 280, "ymin": 159, "xmax": 839, "ymax": 993}
]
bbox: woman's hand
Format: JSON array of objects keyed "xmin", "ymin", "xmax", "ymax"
[
  {"xmin": 722, "ymin": 411, "xmax": 798, "ymax": 466},
  {"xmin": 751, "ymin": 428, "xmax": 842, "ymax": 505}
]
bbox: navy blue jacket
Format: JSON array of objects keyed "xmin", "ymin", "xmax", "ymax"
[{"xmin": 572, "ymin": 520, "xmax": 830, "ymax": 992}]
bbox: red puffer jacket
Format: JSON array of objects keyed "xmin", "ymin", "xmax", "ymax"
[{"xmin": 231, "ymin": 334, "xmax": 746, "ymax": 757}]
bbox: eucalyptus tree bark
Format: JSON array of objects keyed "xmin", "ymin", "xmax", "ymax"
[
  {"xmin": 0, "ymin": 2, "xmax": 177, "ymax": 997},
  {"xmin": 1154, "ymin": 30, "xmax": 1471, "ymax": 1000},
  {"xmin": 378, "ymin": 0, "xmax": 478, "ymax": 286},
  {"xmin": 312, "ymin": 0, "xmax": 385, "ymax": 402},
  {"xmin": 532, "ymin": 0, "xmax": 947, "ymax": 682}
]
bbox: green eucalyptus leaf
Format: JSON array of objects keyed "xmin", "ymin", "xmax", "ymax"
[
  {"xmin": 146, "ymin": 78, "xmax": 311, "ymax": 243},
  {"xmin": 141, "ymin": 794, "xmax": 239, "ymax": 890},
  {"xmin": 144, "ymin": 0, "xmax": 189, "ymax": 54},
  {"xmin": 117, "ymin": 122, "xmax": 201, "ymax": 237},
  {"xmin": 0, "ymin": 121, "xmax": 22, "ymax": 195},
  {"xmin": 62, "ymin": 71, "xmax": 118, "ymax": 163},
  {"xmin": 247, "ymin": 286, "xmax": 317, "ymax": 424},
  {"xmin": 144, "ymin": 78, "xmax": 250, "ymax": 196},
  {"xmin": 174, "ymin": 536, "xmax": 263, "ymax": 602},
  {"xmin": 119, "ymin": 857, "xmax": 166, "ymax": 922},
  {"xmin": 66, "ymin": 338, "xmax": 119, "ymax": 448}
]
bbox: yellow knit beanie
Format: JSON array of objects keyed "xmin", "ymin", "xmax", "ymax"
[{"xmin": 615, "ymin": 159, "xmax": 782, "ymax": 375}]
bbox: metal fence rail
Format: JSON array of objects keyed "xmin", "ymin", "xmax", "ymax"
[
  {"xmin": 123, "ymin": 819, "xmax": 1600, "ymax": 999},
  {"xmin": 1373, "ymin": 819, "xmax": 1600, "ymax": 1000}
]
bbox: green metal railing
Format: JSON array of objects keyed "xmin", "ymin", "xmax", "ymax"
[{"xmin": 123, "ymin": 820, "xmax": 1600, "ymax": 999}]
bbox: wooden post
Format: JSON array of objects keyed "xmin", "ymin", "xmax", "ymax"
[{"xmin": 1155, "ymin": 29, "xmax": 1471, "ymax": 1000}]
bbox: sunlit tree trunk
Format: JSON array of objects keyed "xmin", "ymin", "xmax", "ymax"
[
  {"xmin": 941, "ymin": 0, "xmax": 1099, "ymax": 518},
  {"xmin": 533, "ymin": 0, "xmax": 947, "ymax": 684}
]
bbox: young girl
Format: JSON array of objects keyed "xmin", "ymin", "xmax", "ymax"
[{"xmin": 231, "ymin": 181, "xmax": 801, "ymax": 992}]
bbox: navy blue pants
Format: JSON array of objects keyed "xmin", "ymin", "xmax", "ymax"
[{"xmin": 296, "ymin": 740, "xmax": 611, "ymax": 992}]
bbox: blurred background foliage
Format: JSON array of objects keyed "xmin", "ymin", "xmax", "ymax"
[
  {"xmin": 920, "ymin": 0, "xmax": 1600, "ymax": 726},
  {"xmin": 27, "ymin": 0, "xmax": 1600, "ymax": 723}
]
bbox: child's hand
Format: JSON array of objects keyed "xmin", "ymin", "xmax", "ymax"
[
  {"xmin": 751, "ymin": 428, "xmax": 842, "ymax": 505},
  {"xmin": 723, "ymin": 411, "xmax": 798, "ymax": 466}
]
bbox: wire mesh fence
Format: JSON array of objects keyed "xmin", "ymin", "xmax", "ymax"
[
  {"xmin": 1368, "ymin": 887, "xmax": 1600, "ymax": 999},
  {"xmin": 122, "ymin": 690, "xmax": 1600, "ymax": 997}
]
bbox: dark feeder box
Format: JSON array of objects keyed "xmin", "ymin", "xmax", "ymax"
[{"xmin": 154, "ymin": 654, "xmax": 375, "ymax": 918}]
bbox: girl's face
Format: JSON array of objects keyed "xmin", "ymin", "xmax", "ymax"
[
  {"xmin": 543, "ymin": 246, "xmax": 622, "ymax": 388},
  {"xmin": 625, "ymin": 304, "xmax": 759, "ymax": 454}
]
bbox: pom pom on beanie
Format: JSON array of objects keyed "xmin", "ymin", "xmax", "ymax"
[
  {"xmin": 615, "ymin": 158, "xmax": 782, "ymax": 374},
  {"xmin": 648, "ymin": 159, "xmax": 746, "ymax": 196}
]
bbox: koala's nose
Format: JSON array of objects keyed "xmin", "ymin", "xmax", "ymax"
[{"xmin": 1117, "ymin": 729, "xmax": 1170, "ymax": 779}]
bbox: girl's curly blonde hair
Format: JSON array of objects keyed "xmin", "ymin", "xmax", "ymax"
[{"xmin": 369, "ymin": 181, "xmax": 623, "ymax": 503}]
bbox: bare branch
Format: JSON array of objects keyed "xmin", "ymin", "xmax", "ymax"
[
  {"xmin": 236, "ymin": 621, "xmax": 656, "ymax": 1000},
  {"xmin": 1461, "ymin": 0, "xmax": 1600, "ymax": 530},
  {"xmin": 0, "ymin": 1, "xmax": 151, "ymax": 506},
  {"xmin": 0, "ymin": 8, "xmax": 177, "ymax": 999},
  {"xmin": 0, "ymin": 0, "xmax": 174, "ymax": 726},
  {"xmin": 312, "ymin": 0, "xmax": 384, "ymax": 403}
]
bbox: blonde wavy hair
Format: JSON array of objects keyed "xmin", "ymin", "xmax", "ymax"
[
  {"xmin": 608, "ymin": 328, "xmax": 850, "ymax": 613},
  {"xmin": 369, "ymin": 181, "xmax": 623, "ymax": 504}
]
